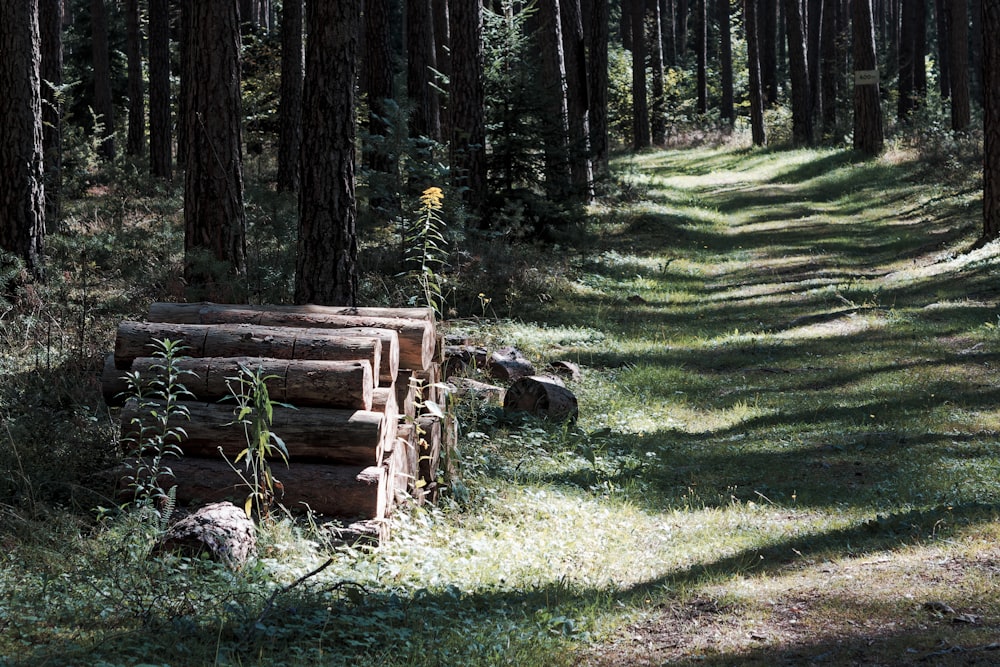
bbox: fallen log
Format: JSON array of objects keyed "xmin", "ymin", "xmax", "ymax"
[
  {"xmin": 488, "ymin": 346, "xmax": 535, "ymax": 381},
  {"xmin": 121, "ymin": 400, "xmax": 393, "ymax": 466},
  {"xmin": 105, "ymin": 356, "xmax": 374, "ymax": 410},
  {"xmin": 148, "ymin": 302, "xmax": 435, "ymax": 372},
  {"xmin": 142, "ymin": 457, "xmax": 390, "ymax": 521},
  {"xmin": 503, "ymin": 375, "xmax": 578, "ymax": 422},
  {"xmin": 152, "ymin": 501, "xmax": 256, "ymax": 568},
  {"xmin": 113, "ymin": 321, "xmax": 391, "ymax": 383}
]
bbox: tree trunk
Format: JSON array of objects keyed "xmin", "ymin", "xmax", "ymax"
[
  {"xmin": 853, "ymin": 0, "xmax": 884, "ymax": 155},
  {"xmin": 663, "ymin": 0, "xmax": 678, "ymax": 65},
  {"xmin": 148, "ymin": 0, "xmax": 171, "ymax": 180},
  {"xmin": 948, "ymin": 0, "xmax": 970, "ymax": 131},
  {"xmin": 677, "ymin": 0, "xmax": 690, "ymax": 57},
  {"xmin": 184, "ymin": 0, "xmax": 247, "ymax": 299},
  {"xmin": 632, "ymin": 0, "xmax": 651, "ymax": 147},
  {"xmin": 39, "ymin": 0, "xmax": 63, "ymax": 224},
  {"xmin": 147, "ymin": 302, "xmax": 436, "ymax": 373},
  {"xmin": 561, "ymin": 0, "xmax": 593, "ymax": 197},
  {"xmin": 0, "ymin": 0, "xmax": 45, "ymax": 279},
  {"xmin": 433, "ymin": 0, "xmax": 452, "ymax": 140},
  {"xmin": 587, "ymin": 0, "xmax": 610, "ymax": 179},
  {"xmin": 807, "ymin": 0, "xmax": 824, "ymax": 130},
  {"xmin": 695, "ymin": 0, "xmax": 707, "ymax": 113},
  {"xmin": 914, "ymin": 0, "xmax": 927, "ymax": 99},
  {"xmin": 935, "ymin": 0, "xmax": 950, "ymax": 98},
  {"xmin": 784, "ymin": 0, "xmax": 813, "ymax": 144},
  {"xmin": 91, "ymin": 0, "xmax": 115, "ymax": 161},
  {"xmin": 719, "ymin": 0, "xmax": 735, "ymax": 125},
  {"xmin": 277, "ymin": 0, "xmax": 303, "ymax": 192},
  {"xmin": 361, "ymin": 0, "xmax": 394, "ymax": 178},
  {"xmin": 970, "ymin": 0, "xmax": 981, "ymax": 105},
  {"xmin": 897, "ymin": 0, "xmax": 920, "ymax": 120},
  {"xmin": 745, "ymin": 0, "xmax": 767, "ymax": 145},
  {"xmin": 106, "ymin": 356, "xmax": 375, "ymax": 410},
  {"xmin": 406, "ymin": 0, "xmax": 442, "ymax": 142},
  {"xmin": 761, "ymin": 0, "xmax": 778, "ymax": 104},
  {"xmin": 820, "ymin": 0, "xmax": 842, "ymax": 134},
  {"xmin": 125, "ymin": 0, "xmax": 145, "ymax": 156},
  {"xmin": 982, "ymin": 0, "xmax": 1000, "ymax": 240},
  {"xmin": 536, "ymin": 0, "xmax": 573, "ymax": 198},
  {"xmin": 650, "ymin": 0, "xmax": 667, "ymax": 143},
  {"xmin": 296, "ymin": 0, "xmax": 360, "ymax": 306},
  {"xmin": 449, "ymin": 0, "xmax": 487, "ymax": 218}
]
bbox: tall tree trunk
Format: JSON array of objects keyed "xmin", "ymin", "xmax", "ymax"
[
  {"xmin": 0, "ymin": 0, "xmax": 45, "ymax": 279},
  {"xmin": 745, "ymin": 0, "xmax": 767, "ymax": 145},
  {"xmin": 819, "ymin": 0, "xmax": 840, "ymax": 134},
  {"xmin": 125, "ymin": 0, "xmax": 145, "ymax": 156},
  {"xmin": 897, "ymin": 0, "xmax": 916, "ymax": 120},
  {"xmin": 632, "ymin": 0, "xmax": 651, "ymax": 147},
  {"xmin": 40, "ymin": 0, "xmax": 63, "ymax": 224},
  {"xmin": 784, "ymin": 0, "xmax": 812, "ymax": 144},
  {"xmin": 663, "ymin": 0, "xmax": 678, "ymax": 65},
  {"xmin": 148, "ymin": 0, "xmax": 171, "ymax": 179},
  {"xmin": 184, "ymin": 0, "xmax": 247, "ymax": 298},
  {"xmin": 622, "ymin": 0, "xmax": 634, "ymax": 48},
  {"xmin": 587, "ymin": 0, "xmax": 610, "ymax": 179},
  {"xmin": 536, "ymin": 0, "xmax": 572, "ymax": 197},
  {"xmin": 695, "ymin": 0, "xmax": 707, "ymax": 113},
  {"xmin": 449, "ymin": 0, "xmax": 487, "ymax": 219},
  {"xmin": 650, "ymin": 0, "xmax": 667, "ymax": 143},
  {"xmin": 719, "ymin": 0, "xmax": 734, "ymax": 125},
  {"xmin": 277, "ymin": 0, "xmax": 303, "ymax": 192},
  {"xmin": 760, "ymin": 0, "xmax": 778, "ymax": 104},
  {"xmin": 982, "ymin": 0, "xmax": 1000, "ymax": 239},
  {"xmin": 935, "ymin": 0, "xmax": 950, "ymax": 98},
  {"xmin": 970, "ymin": 0, "xmax": 982, "ymax": 105},
  {"xmin": 296, "ymin": 0, "xmax": 360, "ymax": 305},
  {"xmin": 91, "ymin": 0, "xmax": 115, "ymax": 161},
  {"xmin": 807, "ymin": 0, "xmax": 824, "ymax": 128},
  {"xmin": 949, "ymin": 0, "xmax": 970, "ymax": 131},
  {"xmin": 853, "ymin": 0, "xmax": 884, "ymax": 155},
  {"xmin": 561, "ymin": 0, "xmax": 593, "ymax": 196},
  {"xmin": 407, "ymin": 0, "xmax": 441, "ymax": 142},
  {"xmin": 433, "ymin": 0, "xmax": 452, "ymax": 140},
  {"xmin": 177, "ymin": 3, "xmax": 189, "ymax": 167},
  {"xmin": 677, "ymin": 0, "xmax": 689, "ymax": 58}
]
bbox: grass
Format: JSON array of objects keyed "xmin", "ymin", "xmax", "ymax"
[{"xmin": 2, "ymin": 134, "xmax": 999, "ymax": 665}]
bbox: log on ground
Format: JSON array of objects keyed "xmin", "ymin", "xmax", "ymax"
[{"xmin": 503, "ymin": 375, "xmax": 578, "ymax": 422}]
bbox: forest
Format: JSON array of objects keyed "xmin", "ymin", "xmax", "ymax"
[{"xmin": 1, "ymin": 0, "xmax": 1000, "ymax": 665}]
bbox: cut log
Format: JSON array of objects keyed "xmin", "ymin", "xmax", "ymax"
[
  {"xmin": 144, "ymin": 457, "xmax": 390, "ymax": 521},
  {"xmin": 114, "ymin": 321, "xmax": 390, "ymax": 382},
  {"xmin": 371, "ymin": 386, "xmax": 398, "ymax": 420},
  {"xmin": 413, "ymin": 362, "xmax": 442, "ymax": 407},
  {"xmin": 393, "ymin": 370, "xmax": 417, "ymax": 422},
  {"xmin": 152, "ymin": 501, "xmax": 256, "ymax": 568},
  {"xmin": 442, "ymin": 344, "xmax": 489, "ymax": 378},
  {"xmin": 147, "ymin": 302, "xmax": 434, "ymax": 371},
  {"xmin": 416, "ymin": 416, "xmax": 442, "ymax": 501},
  {"xmin": 449, "ymin": 377, "xmax": 505, "ymax": 403},
  {"xmin": 488, "ymin": 346, "xmax": 535, "ymax": 381},
  {"xmin": 106, "ymin": 356, "xmax": 374, "ymax": 410},
  {"xmin": 547, "ymin": 360, "xmax": 582, "ymax": 382},
  {"xmin": 121, "ymin": 400, "xmax": 393, "ymax": 466},
  {"xmin": 503, "ymin": 375, "xmax": 578, "ymax": 422},
  {"xmin": 395, "ymin": 423, "xmax": 420, "ymax": 501}
]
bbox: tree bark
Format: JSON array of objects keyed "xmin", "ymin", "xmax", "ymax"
[
  {"xmin": 820, "ymin": 0, "xmax": 843, "ymax": 135},
  {"xmin": 449, "ymin": 0, "xmax": 487, "ymax": 218},
  {"xmin": 897, "ymin": 0, "xmax": 922, "ymax": 121},
  {"xmin": 536, "ymin": 0, "xmax": 573, "ymax": 198},
  {"xmin": 632, "ymin": 0, "xmax": 651, "ymax": 147},
  {"xmin": 587, "ymin": 0, "xmax": 610, "ymax": 179},
  {"xmin": 406, "ymin": 0, "xmax": 442, "ymax": 142},
  {"xmin": 503, "ymin": 375, "xmax": 579, "ymax": 422},
  {"xmin": 760, "ymin": 0, "xmax": 778, "ymax": 104},
  {"xmin": 719, "ymin": 0, "xmax": 734, "ymax": 125},
  {"xmin": 982, "ymin": 0, "xmax": 1000, "ymax": 239},
  {"xmin": 125, "ymin": 0, "xmax": 145, "ymax": 156},
  {"xmin": 0, "ymin": 0, "xmax": 45, "ymax": 278},
  {"xmin": 784, "ymin": 0, "xmax": 813, "ymax": 144},
  {"xmin": 561, "ymin": 0, "xmax": 593, "ymax": 196},
  {"xmin": 650, "ymin": 0, "xmax": 668, "ymax": 143},
  {"xmin": 148, "ymin": 0, "xmax": 171, "ymax": 179},
  {"xmin": 745, "ymin": 0, "xmax": 767, "ymax": 145},
  {"xmin": 184, "ymin": 0, "xmax": 247, "ymax": 299},
  {"xmin": 296, "ymin": 0, "xmax": 360, "ymax": 305},
  {"xmin": 277, "ymin": 0, "xmax": 303, "ymax": 192},
  {"xmin": 853, "ymin": 0, "xmax": 884, "ymax": 156},
  {"xmin": 695, "ymin": 0, "xmax": 707, "ymax": 113},
  {"xmin": 91, "ymin": 0, "xmax": 115, "ymax": 161},
  {"xmin": 39, "ymin": 0, "xmax": 63, "ymax": 224},
  {"xmin": 361, "ymin": 0, "xmax": 394, "ymax": 179},
  {"xmin": 948, "ymin": 0, "xmax": 970, "ymax": 131},
  {"xmin": 970, "ymin": 0, "xmax": 982, "ymax": 105},
  {"xmin": 935, "ymin": 0, "xmax": 950, "ymax": 98}
]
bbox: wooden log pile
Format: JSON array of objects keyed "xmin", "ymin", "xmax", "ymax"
[{"xmin": 103, "ymin": 303, "xmax": 448, "ymax": 536}]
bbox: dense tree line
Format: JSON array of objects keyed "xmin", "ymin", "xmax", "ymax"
[{"xmin": 1, "ymin": 0, "xmax": 998, "ymax": 300}]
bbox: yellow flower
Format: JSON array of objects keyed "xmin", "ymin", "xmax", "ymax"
[{"xmin": 420, "ymin": 186, "xmax": 444, "ymax": 210}]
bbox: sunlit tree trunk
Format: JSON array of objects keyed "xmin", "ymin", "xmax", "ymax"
[
  {"xmin": 745, "ymin": 0, "xmax": 767, "ymax": 145},
  {"xmin": 296, "ymin": 0, "xmax": 360, "ymax": 305},
  {"xmin": 650, "ymin": 0, "xmax": 667, "ymax": 143},
  {"xmin": 562, "ymin": 0, "xmax": 593, "ymax": 195},
  {"xmin": 536, "ymin": 0, "xmax": 572, "ymax": 196}
]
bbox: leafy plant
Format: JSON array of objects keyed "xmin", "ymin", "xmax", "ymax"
[
  {"xmin": 120, "ymin": 338, "xmax": 194, "ymax": 515},
  {"xmin": 222, "ymin": 362, "xmax": 293, "ymax": 521},
  {"xmin": 403, "ymin": 186, "xmax": 448, "ymax": 316}
]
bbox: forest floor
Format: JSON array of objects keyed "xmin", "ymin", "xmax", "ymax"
[{"xmin": 3, "ymin": 139, "xmax": 1000, "ymax": 666}]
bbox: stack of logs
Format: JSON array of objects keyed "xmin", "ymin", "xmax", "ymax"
[{"xmin": 102, "ymin": 303, "xmax": 447, "ymax": 539}]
